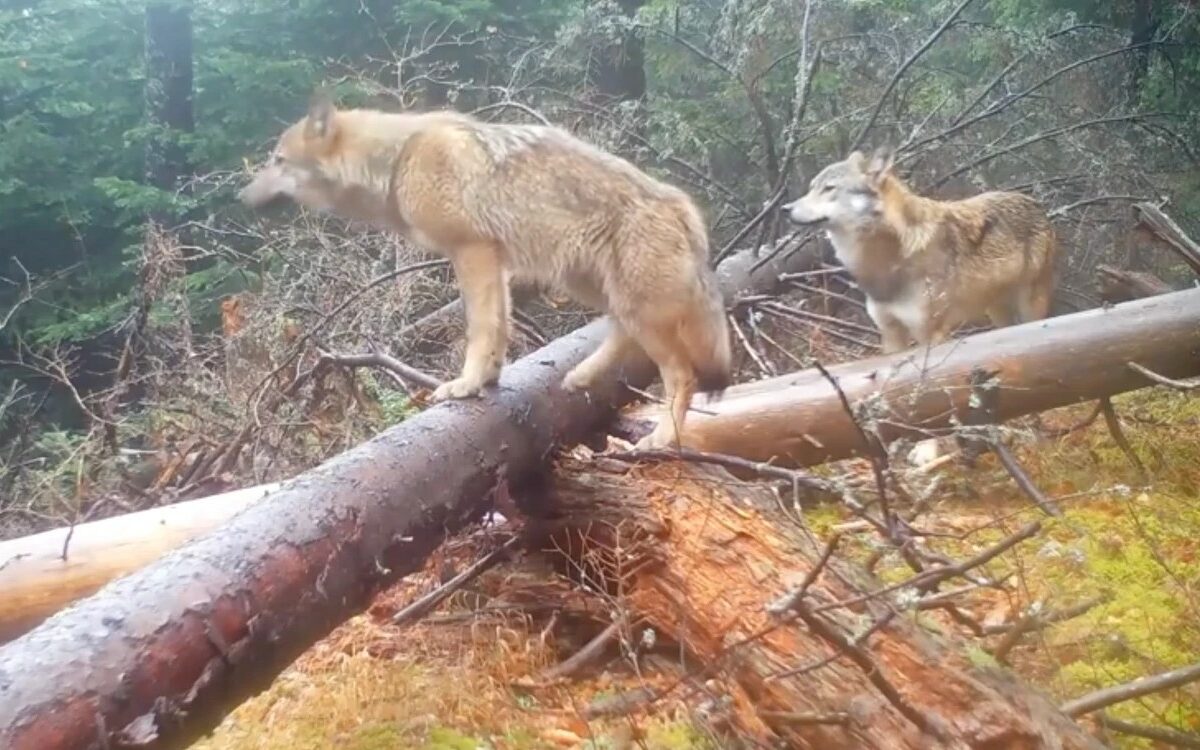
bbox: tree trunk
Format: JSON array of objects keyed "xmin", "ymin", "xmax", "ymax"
[
  {"xmin": 0, "ymin": 483, "xmax": 279, "ymax": 645},
  {"xmin": 144, "ymin": 0, "xmax": 194, "ymax": 198},
  {"xmin": 540, "ymin": 457, "xmax": 1105, "ymax": 749},
  {"xmin": 587, "ymin": 0, "xmax": 647, "ymax": 107},
  {"xmin": 618, "ymin": 287, "xmax": 1200, "ymax": 466},
  {"xmin": 0, "ymin": 242, "xmax": 817, "ymax": 750}
]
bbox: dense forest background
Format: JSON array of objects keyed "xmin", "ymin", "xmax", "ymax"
[{"xmin": 0, "ymin": 0, "xmax": 1198, "ymax": 530}]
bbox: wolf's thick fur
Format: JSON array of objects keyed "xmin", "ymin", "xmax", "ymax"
[
  {"xmin": 239, "ymin": 92, "xmax": 731, "ymax": 448},
  {"xmin": 783, "ymin": 147, "xmax": 1058, "ymax": 353}
]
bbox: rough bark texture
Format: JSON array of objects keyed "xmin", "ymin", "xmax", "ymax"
[
  {"xmin": 0, "ymin": 243, "xmax": 817, "ymax": 750},
  {"xmin": 0, "ymin": 483, "xmax": 279, "ymax": 645},
  {"xmin": 619, "ymin": 288, "xmax": 1200, "ymax": 465},
  {"xmin": 540, "ymin": 457, "xmax": 1106, "ymax": 749}
]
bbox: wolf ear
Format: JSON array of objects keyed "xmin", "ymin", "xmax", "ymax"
[
  {"xmin": 846, "ymin": 150, "xmax": 867, "ymax": 169},
  {"xmin": 865, "ymin": 146, "xmax": 895, "ymax": 184},
  {"xmin": 305, "ymin": 87, "xmax": 337, "ymax": 141}
]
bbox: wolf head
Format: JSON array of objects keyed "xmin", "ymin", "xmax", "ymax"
[
  {"xmin": 782, "ymin": 147, "xmax": 895, "ymax": 229},
  {"xmin": 238, "ymin": 89, "xmax": 341, "ymax": 212}
]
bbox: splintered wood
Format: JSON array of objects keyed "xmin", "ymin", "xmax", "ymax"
[{"xmin": 540, "ymin": 455, "xmax": 1104, "ymax": 750}]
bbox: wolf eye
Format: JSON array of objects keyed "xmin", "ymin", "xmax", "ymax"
[
  {"xmin": 821, "ymin": 184, "xmax": 835, "ymax": 193},
  {"xmin": 272, "ymin": 153, "xmax": 285, "ymax": 166}
]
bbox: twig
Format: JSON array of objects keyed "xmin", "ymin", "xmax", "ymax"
[
  {"xmin": 1061, "ymin": 662, "xmax": 1200, "ymax": 717},
  {"xmin": 1048, "ymin": 195, "xmax": 1150, "ymax": 218},
  {"xmin": 850, "ymin": 0, "xmax": 975, "ymax": 151},
  {"xmin": 982, "ymin": 595, "xmax": 1107, "ymax": 636},
  {"xmin": 250, "ymin": 258, "xmax": 450, "ymax": 418},
  {"xmin": 391, "ymin": 536, "xmax": 520, "ymax": 625},
  {"xmin": 530, "ymin": 619, "xmax": 624, "ymax": 685},
  {"xmin": 1100, "ymin": 714, "xmax": 1200, "ymax": 749},
  {"xmin": 606, "ymin": 447, "xmax": 836, "ymax": 494},
  {"xmin": 317, "ymin": 348, "xmax": 443, "ymax": 390},
  {"xmin": 1099, "ymin": 397, "xmax": 1149, "ymax": 482},
  {"xmin": 992, "ymin": 443, "xmax": 1062, "ymax": 517},
  {"xmin": 759, "ymin": 710, "xmax": 851, "ymax": 727},
  {"xmin": 1128, "ymin": 362, "xmax": 1200, "ymax": 392},
  {"xmin": 791, "ymin": 600, "xmax": 940, "ymax": 735},
  {"xmin": 811, "ymin": 522, "xmax": 1042, "ymax": 615},
  {"xmin": 767, "ymin": 533, "xmax": 843, "ymax": 615}
]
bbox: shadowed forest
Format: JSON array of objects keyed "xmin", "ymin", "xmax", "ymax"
[{"xmin": 1, "ymin": 1, "xmax": 1199, "ymax": 748}]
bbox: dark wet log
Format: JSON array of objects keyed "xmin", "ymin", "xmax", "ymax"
[
  {"xmin": 0, "ymin": 483, "xmax": 280, "ymax": 645},
  {"xmin": 0, "ymin": 242, "xmax": 819, "ymax": 750},
  {"xmin": 619, "ymin": 288, "xmax": 1200, "ymax": 466},
  {"xmin": 540, "ymin": 457, "xmax": 1105, "ymax": 749},
  {"xmin": 1096, "ymin": 263, "xmax": 1173, "ymax": 303}
]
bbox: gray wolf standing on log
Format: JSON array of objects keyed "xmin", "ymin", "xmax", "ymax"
[
  {"xmin": 783, "ymin": 147, "xmax": 1058, "ymax": 353},
  {"xmin": 239, "ymin": 90, "xmax": 732, "ymax": 449}
]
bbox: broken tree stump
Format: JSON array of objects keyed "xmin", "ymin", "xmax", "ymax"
[
  {"xmin": 619, "ymin": 287, "xmax": 1200, "ymax": 466},
  {"xmin": 538, "ymin": 456, "xmax": 1105, "ymax": 749},
  {"xmin": 1096, "ymin": 263, "xmax": 1174, "ymax": 303}
]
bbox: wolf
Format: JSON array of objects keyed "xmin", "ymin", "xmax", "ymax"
[
  {"xmin": 782, "ymin": 147, "xmax": 1058, "ymax": 354},
  {"xmin": 238, "ymin": 91, "xmax": 732, "ymax": 448}
]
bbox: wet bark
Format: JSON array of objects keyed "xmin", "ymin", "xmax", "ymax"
[
  {"xmin": 619, "ymin": 288, "xmax": 1200, "ymax": 466},
  {"xmin": 540, "ymin": 457, "xmax": 1106, "ymax": 749},
  {"xmin": 1096, "ymin": 264, "xmax": 1173, "ymax": 304}
]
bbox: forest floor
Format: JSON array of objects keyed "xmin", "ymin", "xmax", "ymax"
[{"xmin": 191, "ymin": 387, "xmax": 1200, "ymax": 750}]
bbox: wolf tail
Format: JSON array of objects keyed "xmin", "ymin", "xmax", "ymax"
[{"xmin": 676, "ymin": 199, "xmax": 733, "ymax": 396}]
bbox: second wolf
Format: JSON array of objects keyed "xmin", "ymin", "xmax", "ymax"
[
  {"xmin": 239, "ymin": 92, "xmax": 732, "ymax": 448},
  {"xmin": 783, "ymin": 147, "xmax": 1058, "ymax": 353}
]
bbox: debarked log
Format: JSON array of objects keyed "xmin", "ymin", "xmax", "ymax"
[
  {"xmin": 618, "ymin": 287, "xmax": 1200, "ymax": 466},
  {"xmin": 0, "ymin": 483, "xmax": 281, "ymax": 645},
  {"xmin": 0, "ymin": 243, "xmax": 820, "ymax": 750},
  {"xmin": 538, "ymin": 457, "xmax": 1105, "ymax": 749}
]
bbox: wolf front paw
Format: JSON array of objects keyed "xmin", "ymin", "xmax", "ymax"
[
  {"xmin": 561, "ymin": 366, "xmax": 595, "ymax": 393},
  {"xmin": 634, "ymin": 423, "xmax": 681, "ymax": 451},
  {"xmin": 431, "ymin": 375, "xmax": 488, "ymax": 402}
]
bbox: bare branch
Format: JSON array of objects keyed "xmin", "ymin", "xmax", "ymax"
[
  {"xmin": 1061, "ymin": 662, "xmax": 1200, "ymax": 717},
  {"xmin": 851, "ymin": 0, "xmax": 975, "ymax": 152}
]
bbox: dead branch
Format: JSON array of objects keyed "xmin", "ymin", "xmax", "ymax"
[
  {"xmin": 1133, "ymin": 201, "xmax": 1200, "ymax": 276},
  {"xmin": 1099, "ymin": 397, "xmax": 1149, "ymax": 482},
  {"xmin": 1128, "ymin": 361, "xmax": 1200, "ymax": 392},
  {"xmin": 1100, "ymin": 714, "xmax": 1200, "ymax": 749},
  {"xmin": 317, "ymin": 348, "xmax": 442, "ymax": 391},
  {"xmin": 851, "ymin": 0, "xmax": 975, "ymax": 151},
  {"xmin": 1061, "ymin": 662, "xmax": 1200, "ymax": 718},
  {"xmin": 390, "ymin": 535, "xmax": 521, "ymax": 626},
  {"xmin": 1096, "ymin": 264, "xmax": 1174, "ymax": 304}
]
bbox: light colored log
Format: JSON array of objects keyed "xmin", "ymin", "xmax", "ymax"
[{"xmin": 0, "ymin": 482, "xmax": 280, "ymax": 644}]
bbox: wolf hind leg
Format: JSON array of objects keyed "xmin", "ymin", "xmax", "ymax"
[
  {"xmin": 432, "ymin": 242, "xmax": 510, "ymax": 402},
  {"xmin": 620, "ymin": 313, "xmax": 698, "ymax": 450},
  {"xmin": 562, "ymin": 321, "xmax": 642, "ymax": 393}
]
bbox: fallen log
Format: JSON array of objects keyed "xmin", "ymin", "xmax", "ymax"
[
  {"xmin": 0, "ymin": 483, "xmax": 281, "ymax": 645},
  {"xmin": 538, "ymin": 456, "xmax": 1105, "ymax": 749},
  {"xmin": 1096, "ymin": 263, "xmax": 1174, "ymax": 303},
  {"xmin": 0, "ymin": 241, "xmax": 820, "ymax": 750},
  {"xmin": 619, "ymin": 287, "xmax": 1200, "ymax": 465},
  {"xmin": 1133, "ymin": 201, "xmax": 1200, "ymax": 276}
]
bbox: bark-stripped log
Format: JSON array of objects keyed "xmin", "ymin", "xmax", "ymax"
[
  {"xmin": 0, "ymin": 483, "xmax": 280, "ymax": 645},
  {"xmin": 619, "ymin": 288, "xmax": 1200, "ymax": 466},
  {"xmin": 0, "ymin": 243, "xmax": 819, "ymax": 750},
  {"xmin": 541, "ymin": 457, "xmax": 1105, "ymax": 749}
]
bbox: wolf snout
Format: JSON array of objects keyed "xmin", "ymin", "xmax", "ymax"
[{"xmin": 781, "ymin": 199, "xmax": 822, "ymax": 226}]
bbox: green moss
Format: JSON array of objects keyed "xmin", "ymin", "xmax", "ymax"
[{"xmin": 425, "ymin": 726, "xmax": 488, "ymax": 749}]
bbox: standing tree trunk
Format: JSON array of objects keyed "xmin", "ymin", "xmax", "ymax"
[
  {"xmin": 588, "ymin": 0, "xmax": 647, "ymax": 106},
  {"xmin": 144, "ymin": 0, "xmax": 194, "ymax": 202}
]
